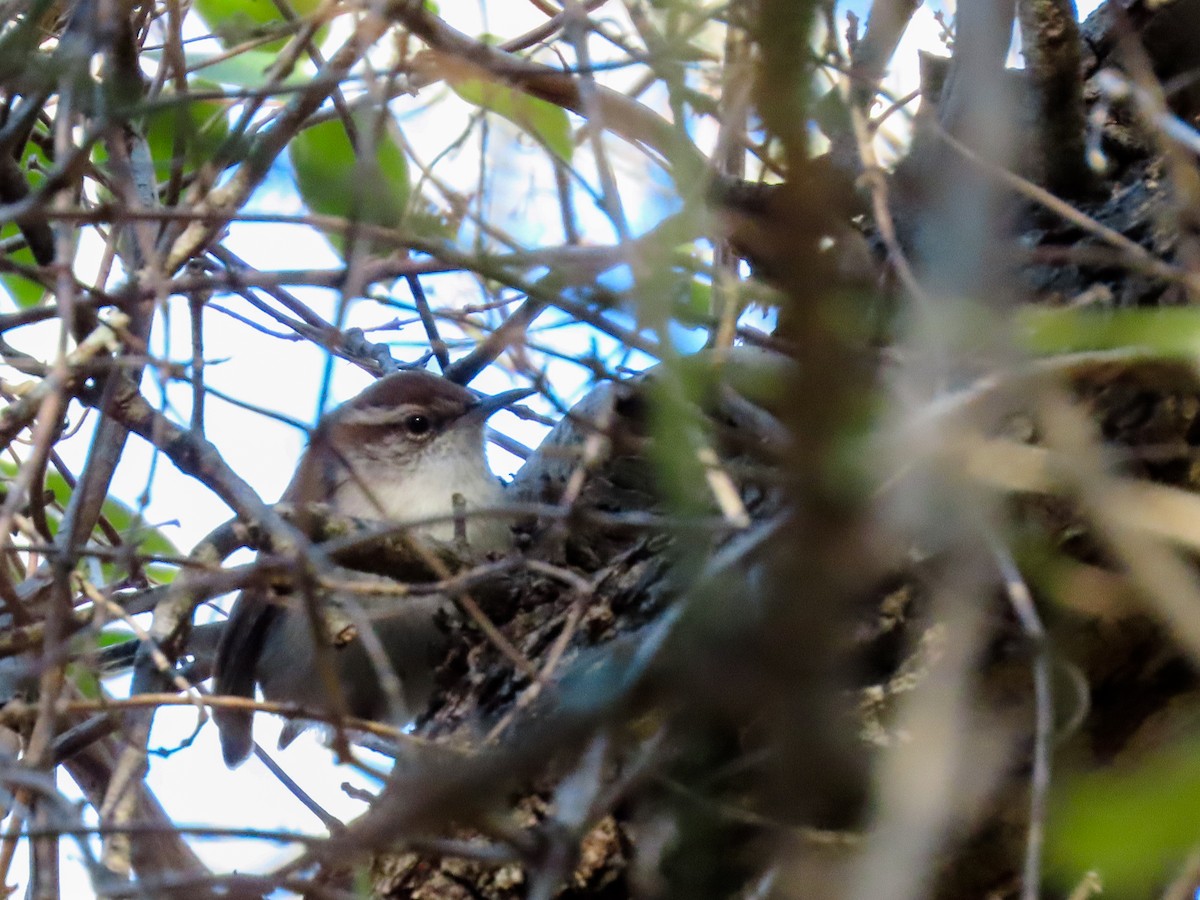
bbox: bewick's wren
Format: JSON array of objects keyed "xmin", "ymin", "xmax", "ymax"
[{"xmin": 212, "ymin": 370, "xmax": 531, "ymax": 768}]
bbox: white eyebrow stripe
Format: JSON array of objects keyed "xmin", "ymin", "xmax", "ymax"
[{"xmin": 340, "ymin": 404, "xmax": 427, "ymax": 426}]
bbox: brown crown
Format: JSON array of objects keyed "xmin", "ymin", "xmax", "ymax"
[{"xmin": 334, "ymin": 369, "xmax": 477, "ymax": 424}]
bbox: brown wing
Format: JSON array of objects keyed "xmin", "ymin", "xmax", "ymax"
[
  {"xmin": 210, "ymin": 415, "xmax": 372, "ymax": 766},
  {"xmin": 212, "ymin": 588, "xmax": 279, "ymax": 768}
]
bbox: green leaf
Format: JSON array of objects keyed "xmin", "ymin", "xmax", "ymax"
[
  {"xmin": 406, "ymin": 203, "xmax": 459, "ymax": 243},
  {"xmin": 679, "ymin": 279, "xmax": 712, "ymax": 324},
  {"xmin": 0, "ymin": 223, "xmax": 45, "ymax": 308},
  {"xmin": 69, "ymin": 629, "xmax": 135, "ymax": 698},
  {"xmin": 144, "ymin": 81, "xmax": 231, "ymax": 182},
  {"xmin": 183, "ymin": 49, "xmax": 314, "ymax": 89},
  {"xmin": 1017, "ymin": 306, "xmax": 1200, "ymax": 358},
  {"xmin": 0, "ymin": 135, "xmax": 51, "ymax": 308},
  {"xmin": 30, "ymin": 469, "xmax": 181, "ymax": 584},
  {"xmin": 1048, "ymin": 735, "xmax": 1200, "ymax": 893},
  {"xmin": 96, "ymin": 628, "xmax": 136, "ymax": 649},
  {"xmin": 288, "ymin": 113, "xmax": 411, "ymax": 252},
  {"xmin": 192, "ymin": 0, "xmax": 328, "ymax": 53},
  {"xmin": 645, "ymin": 369, "xmax": 715, "ymax": 521},
  {"xmin": 68, "ymin": 664, "xmax": 102, "ymax": 700},
  {"xmin": 0, "ymin": 458, "xmax": 177, "ymax": 585},
  {"xmin": 96, "ymin": 496, "xmax": 181, "ymax": 584},
  {"xmin": 450, "ymin": 77, "xmax": 574, "ymax": 163}
]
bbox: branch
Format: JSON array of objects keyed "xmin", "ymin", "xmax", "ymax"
[
  {"xmin": 383, "ymin": 0, "xmax": 706, "ymax": 179},
  {"xmin": 1017, "ymin": 0, "xmax": 1088, "ymax": 195}
]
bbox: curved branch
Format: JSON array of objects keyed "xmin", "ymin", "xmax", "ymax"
[{"xmin": 383, "ymin": 0, "xmax": 707, "ymax": 180}]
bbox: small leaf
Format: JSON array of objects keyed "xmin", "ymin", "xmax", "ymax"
[
  {"xmin": 679, "ymin": 280, "xmax": 712, "ymax": 324},
  {"xmin": 40, "ymin": 471, "xmax": 181, "ymax": 584},
  {"xmin": 289, "ymin": 113, "xmax": 411, "ymax": 253},
  {"xmin": 1048, "ymin": 735, "xmax": 1200, "ymax": 892},
  {"xmin": 69, "ymin": 664, "xmax": 102, "ymax": 700},
  {"xmin": 0, "ymin": 222, "xmax": 46, "ymax": 308},
  {"xmin": 184, "ymin": 49, "xmax": 314, "ymax": 89},
  {"xmin": 406, "ymin": 203, "xmax": 459, "ymax": 242},
  {"xmin": 645, "ymin": 371, "xmax": 713, "ymax": 521},
  {"xmin": 97, "ymin": 498, "xmax": 181, "ymax": 584},
  {"xmin": 143, "ymin": 81, "xmax": 231, "ymax": 182},
  {"xmin": 1017, "ymin": 306, "xmax": 1200, "ymax": 358},
  {"xmin": 192, "ymin": 0, "xmax": 328, "ymax": 53},
  {"xmin": 97, "ymin": 628, "xmax": 136, "ymax": 649},
  {"xmin": 0, "ymin": 135, "xmax": 51, "ymax": 308},
  {"xmin": 450, "ymin": 77, "xmax": 574, "ymax": 162}
]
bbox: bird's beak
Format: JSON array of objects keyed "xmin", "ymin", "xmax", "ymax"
[{"xmin": 465, "ymin": 387, "xmax": 535, "ymax": 422}]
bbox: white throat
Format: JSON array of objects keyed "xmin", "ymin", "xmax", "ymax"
[{"xmin": 330, "ymin": 424, "xmax": 510, "ymax": 553}]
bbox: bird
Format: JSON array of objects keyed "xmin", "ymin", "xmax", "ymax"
[{"xmin": 211, "ymin": 369, "xmax": 531, "ymax": 768}]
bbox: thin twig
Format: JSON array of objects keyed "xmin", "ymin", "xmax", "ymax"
[{"xmin": 985, "ymin": 529, "xmax": 1051, "ymax": 900}]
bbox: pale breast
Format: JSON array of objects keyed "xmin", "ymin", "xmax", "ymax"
[{"xmin": 331, "ymin": 437, "xmax": 511, "ymax": 553}]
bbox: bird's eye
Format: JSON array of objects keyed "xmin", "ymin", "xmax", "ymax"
[{"xmin": 404, "ymin": 414, "xmax": 432, "ymax": 436}]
